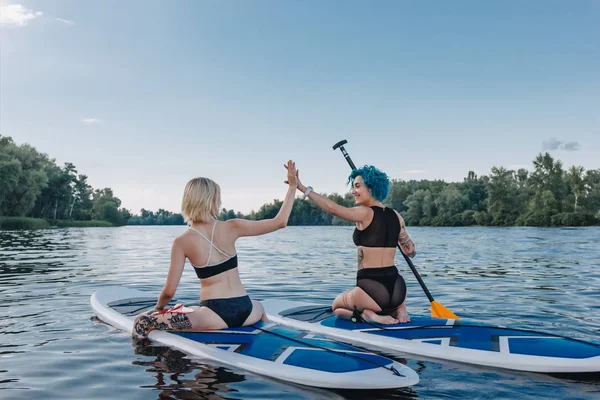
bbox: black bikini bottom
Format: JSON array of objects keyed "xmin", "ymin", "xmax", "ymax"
[
  {"xmin": 199, "ymin": 295, "xmax": 253, "ymax": 327},
  {"xmin": 356, "ymin": 266, "xmax": 407, "ymax": 313}
]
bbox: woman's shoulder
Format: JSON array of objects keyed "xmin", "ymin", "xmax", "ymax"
[
  {"xmin": 173, "ymin": 231, "xmax": 190, "ymax": 247},
  {"xmin": 217, "ymin": 218, "xmax": 239, "ymax": 231},
  {"xmin": 174, "ymin": 227, "xmax": 202, "ymax": 247}
]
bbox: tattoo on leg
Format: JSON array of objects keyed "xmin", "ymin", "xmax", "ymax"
[
  {"xmin": 156, "ymin": 320, "xmax": 169, "ymax": 331},
  {"xmin": 133, "ymin": 314, "xmax": 172, "ymax": 338},
  {"xmin": 168, "ymin": 314, "xmax": 192, "ymax": 331},
  {"xmin": 134, "ymin": 315, "xmax": 156, "ymax": 338}
]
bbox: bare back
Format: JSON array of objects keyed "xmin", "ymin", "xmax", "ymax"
[{"xmin": 181, "ymin": 220, "xmax": 246, "ymax": 300}]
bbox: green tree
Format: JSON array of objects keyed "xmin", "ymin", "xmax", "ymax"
[
  {"xmin": 32, "ymin": 162, "xmax": 79, "ymax": 220},
  {"xmin": 0, "ymin": 137, "xmax": 49, "ymax": 217},
  {"xmin": 387, "ymin": 180, "xmax": 414, "ymax": 212},
  {"xmin": 92, "ymin": 188, "xmax": 129, "ymax": 226},
  {"xmin": 485, "ymin": 167, "xmax": 519, "ymax": 225},
  {"xmin": 460, "ymin": 171, "xmax": 487, "ymax": 212},
  {"xmin": 403, "ymin": 189, "xmax": 436, "ymax": 226},
  {"xmin": 0, "ymin": 137, "xmax": 23, "ymax": 214},
  {"xmin": 582, "ymin": 169, "xmax": 600, "ymax": 218},
  {"xmin": 528, "ymin": 153, "xmax": 566, "ymax": 214},
  {"xmin": 71, "ymin": 174, "xmax": 94, "ymax": 220},
  {"xmin": 433, "ymin": 184, "xmax": 469, "ymax": 225},
  {"xmin": 566, "ymin": 166, "xmax": 586, "ymax": 212}
]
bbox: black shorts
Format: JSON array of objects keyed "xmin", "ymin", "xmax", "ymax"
[{"xmin": 356, "ymin": 266, "xmax": 407, "ymax": 313}]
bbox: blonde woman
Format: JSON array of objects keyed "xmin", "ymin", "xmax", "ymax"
[{"xmin": 132, "ymin": 161, "xmax": 298, "ymax": 339}]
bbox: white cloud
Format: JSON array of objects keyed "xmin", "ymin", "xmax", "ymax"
[
  {"xmin": 82, "ymin": 118, "xmax": 101, "ymax": 124},
  {"xmin": 542, "ymin": 137, "xmax": 562, "ymax": 150},
  {"xmin": 404, "ymin": 170, "xmax": 427, "ymax": 174},
  {"xmin": 55, "ymin": 17, "xmax": 73, "ymax": 25},
  {"xmin": 562, "ymin": 141, "xmax": 580, "ymax": 151},
  {"xmin": 0, "ymin": 3, "xmax": 42, "ymax": 26},
  {"xmin": 542, "ymin": 138, "xmax": 580, "ymax": 151}
]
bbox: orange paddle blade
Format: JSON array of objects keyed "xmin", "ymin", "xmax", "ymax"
[{"xmin": 431, "ymin": 300, "xmax": 459, "ymax": 320}]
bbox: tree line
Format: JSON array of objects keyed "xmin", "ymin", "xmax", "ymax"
[
  {"xmin": 389, "ymin": 153, "xmax": 599, "ymax": 226},
  {"xmin": 1, "ymin": 135, "xmax": 131, "ymax": 226},
  {"xmin": 2, "ymin": 135, "xmax": 598, "ymax": 228},
  {"xmin": 225, "ymin": 152, "xmax": 600, "ymax": 227}
]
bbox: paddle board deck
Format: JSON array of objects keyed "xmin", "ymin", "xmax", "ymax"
[
  {"xmin": 91, "ymin": 287, "xmax": 419, "ymax": 389},
  {"xmin": 263, "ymin": 299, "xmax": 600, "ymax": 374}
]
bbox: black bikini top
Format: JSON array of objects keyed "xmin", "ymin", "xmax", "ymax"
[
  {"xmin": 353, "ymin": 206, "xmax": 400, "ymax": 248},
  {"xmin": 194, "ymin": 254, "xmax": 238, "ymax": 279},
  {"xmin": 188, "ymin": 223, "xmax": 238, "ymax": 279}
]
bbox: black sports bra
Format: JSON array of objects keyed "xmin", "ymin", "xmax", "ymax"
[
  {"xmin": 352, "ymin": 206, "xmax": 400, "ymax": 248},
  {"xmin": 194, "ymin": 254, "xmax": 238, "ymax": 279}
]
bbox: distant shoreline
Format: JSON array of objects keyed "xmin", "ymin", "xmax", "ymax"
[
  {"xmin": 1, "ymin": 216, "xmax": 598, "ymax": 231},
  {"xmin": 0, "ymin": 217, "xmax": 114, "ymax": 230},
  {"xmin": 3, "ymin": 135, "xmax": 598, "ymax": 230}
]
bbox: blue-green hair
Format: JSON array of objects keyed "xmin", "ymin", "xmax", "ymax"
[{"xmin": 347, "ymin": 165, "xmax": 390, "ymax": 202}]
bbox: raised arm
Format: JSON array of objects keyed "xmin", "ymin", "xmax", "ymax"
[
  {"xmin": 297, "ymin": 176, "xmax": 370, "ymax": 223},
  {"xmin": 228, "ymin": 160, "xmax": 298, "ymax": 238},
  {"xmin": 395, "ymin": 211, "xmax": 416, "ymax": 257}
]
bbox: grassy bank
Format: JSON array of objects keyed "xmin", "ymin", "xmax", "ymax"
[
  {"xmin": 46, "ymin": 219, "xmax": 113, "ymax": 228},
  {"xmin": 0, "ymin": 217, "xmax": 114, "ymax": 230}
]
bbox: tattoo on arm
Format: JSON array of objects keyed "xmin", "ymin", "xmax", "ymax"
[
  {"xmin": 357, "ymin": 248, "xmax": 364, "ymax": 270},
  {"xmin": 399, "ymin": 226, "xmax": 416, "ymax": 258}
]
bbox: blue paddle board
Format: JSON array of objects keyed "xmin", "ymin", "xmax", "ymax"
[
  {"xmin": 91, "ymin": 287, "xmax": 419, "ymax": 389},
  {"xmin": 263, "ymin": 299, "xmax": 600, "ymax": 374}
]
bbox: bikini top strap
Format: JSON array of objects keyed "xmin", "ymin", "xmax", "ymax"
[
  {"xmin": 188, "ymin": 222, "xmax": 233, "ymax": 266},
  {"xmin": 188, "ymin": 226, "xmax": 210, "ymax": 243},
  {"xmin": 205, "ymin": 220, "xmax": 219, "ymax": 266}
]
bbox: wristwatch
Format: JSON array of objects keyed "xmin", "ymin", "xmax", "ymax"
[{"xmin": 304, "ymin": 186, "xmax": 313, "ymax": 198}]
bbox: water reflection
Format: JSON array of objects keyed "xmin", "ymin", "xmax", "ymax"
[
  {"xmin": 0, "ymin": 229, "xmax": 87, "ymax": 281},
  {"xmin": 132, "ymin": 343, "xmax": 246, "ymax": 399},
  {"xmin": 131, "ymin": 341, "xmax": 342, "ymax": 400}
]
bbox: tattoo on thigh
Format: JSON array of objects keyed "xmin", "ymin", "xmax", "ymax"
[
  {"xmin": 156, "ymin": 320, "xmax": 169, "ymax": 331},
  {"xmin": 168, "ymin": 314, "xmax": 192, "ymax": 331},
  {"xmin": 134, "ymin": 315, "xmax": 156, "ymax": 337}
]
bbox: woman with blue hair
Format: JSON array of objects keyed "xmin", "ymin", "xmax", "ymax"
[{"xmin": 291, "ymin": 164, "xmax": 416, "ymax": 324}]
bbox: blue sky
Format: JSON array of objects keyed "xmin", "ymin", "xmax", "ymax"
[{"xmin": 1, "ymin": 1, "xmax": 599, "ymax": 214}]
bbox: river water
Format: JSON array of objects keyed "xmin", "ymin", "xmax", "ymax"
[{"xmin": 1, "ymin": 226, "xmax": 599, "ymax": 399}]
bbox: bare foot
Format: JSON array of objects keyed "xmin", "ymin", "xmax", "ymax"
[
  {"xmin": 393, "ymin": 304, "xmax": 411, "ymax": 323},
  {"xmin": 361, "ymin": 309, "xmax": 398, "ymax": 325},
  {"xmin": 261, "ymin": 312, "xmax": 270, "ymax": 322}
]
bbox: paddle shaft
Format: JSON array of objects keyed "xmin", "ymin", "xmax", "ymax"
[{"xmin": 332, "ymin": 140, "xmax": 436, "ymax": 303}]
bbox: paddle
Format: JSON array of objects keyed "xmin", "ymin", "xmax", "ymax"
[{"xmin": 332, "ymin": 139, "xmax": 459, "ymax": 320}]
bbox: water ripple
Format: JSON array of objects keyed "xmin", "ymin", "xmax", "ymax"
[{"xmin": 1, "ymin": 226, "xmax": 599, "ymax": 398}]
